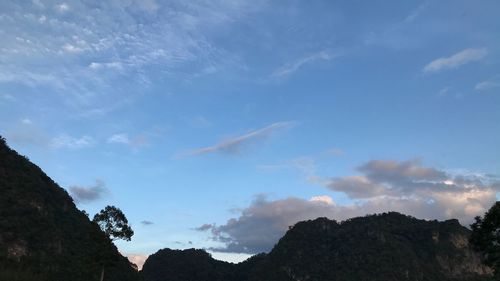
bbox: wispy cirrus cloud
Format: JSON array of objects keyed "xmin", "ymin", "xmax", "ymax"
[
  {"xmin": 51, "ymin": 134, "xmax": 95, "ymax": 149},
  {"xmin": 403, "ymin": 2, "xmax": 429, "ymax": 23},
  {"xmin": 2, "ymin": 119, "xmax": 50, "ymax": 147},
  {"xmin": 106, "ymin": 130, "xmax": 159, "ymax": 148},
  {"xmin": 423, "ymin": 48, "xmax": 488, "ymax": 73},
  {"xmin": 0, "ymin": 0, "xmax": 265, "ymax": 114},
  {"xmin": 107, "ymin": 133, "xmax": 130, "ymax": 145},
  {"xmin": 363, "ymin": 2, "xmax": 431, "ymax": 49},
  {"xmin": 184, "ymin": 121, "xmax": 296, "ymax": 156},
  {"xmin": 271, "ymin": 51, "xmax": 338, "ymax": 78},
  {"xmin": 2, "ymin": 119, "xmax": 96, "ymax": 150},
  {"xmin": 0, "ymin": 93, "xmax": 16, "ymax": 102},
  {"xmin": 475, "ymin": 79, "xmax": 500, "ymax": 91}
]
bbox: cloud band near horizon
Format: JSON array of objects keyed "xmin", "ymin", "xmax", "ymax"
[{"xmin": 197, "ymin": 159, "xmax": 499, "ymax": 254}]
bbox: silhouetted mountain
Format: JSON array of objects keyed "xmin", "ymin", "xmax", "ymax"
[
  {"xmin": 141, "ymin": 248, "xmax": 235, "ymax": 281},
  {"xmin": 141, "ymin": 248, "xmax": 266, "ymax": 281},
  {"xmin": 142, "ymin": 213, "xmax": 492, "ymax": 281},
  {"xmin": 251, "ymin": 213, "xmax": 492, "ymax": 281},
  {"xmin": 0, "ymin": 137, "xmax": 139, "ymax": 281},
  {"xmin": 0, "ymin": 135, "xmax": 492, "ymax": 281}
]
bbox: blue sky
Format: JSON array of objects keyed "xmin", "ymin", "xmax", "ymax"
[{"xmin": 1, "ymin": 0, "xmax": 500, "ymax": 266}]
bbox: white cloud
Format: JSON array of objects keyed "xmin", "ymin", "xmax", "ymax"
[
  {"xmin": 21, "ymin": 118, "xmax": 32, "ymax": 124},
  {"xmin": 424, "ymin": 48, "xmax": 488, "ymax": 73},
  {"xmin": 0, "ymin": 70, "xmax": 65, "ymax": 89},
  {"xmin": 89, "ymin": 62, "xmax": 124, "ymax": 71},
  {"xmin": 185, "ymin": 121, "xmax": 296, "ymax": 156},
  {"xmin": 437, "ymin": 87, "xmax": 450, "ymax": 97},
  {"xmin": 62, "ymin": 43, "xmax": 85, "ymax": 54},
  {"xmin": 56, "ymin": 3, "xmax": 70, "ymax": 13},
  {"xmin": 0, "ymin": 93, "xmax": 16, "ymax": 102},
  {"xmin": 106, "ymin": 131, "xmax": 155, "ymax": 148},
  {"xmin": 0, "ymin": 0, "xmax": 265, "ymax": 115},
  {"xmin": 32, "ymin": 0, "xmax": 44, "ymax": 8},
  {"xmin": 271, "ymin": 51, "xmax": 338, "ymax": 78},
  {"xmin": 326, "ymin": 160, "xmax": 499, "ymax": 220},
  {"xmin": 38, "ymin": 15, "xmax": 47, "ymax": 24},
  {"xmin": 51, "ymin": 134, "xmax": 95, "ymax": 149},
  {"xmin": 135, "ymin": 0, "xmax": 159, "ymax": 13},
  {"xmin": 107, "ymin": 133, "xmax": 130, "ymax": 144},
  {"xmin": 404, "ymin": 2, "xmax": 429, "ymax": 23},
  {"xmin": 309, "ymin": 195, "xmax": 335, "ymax": 205},
  {"xmin": 475, "ymin": 80, "xmax": 500, "ymax": 91},
  {"xmin": 198, "ymin": 159, "xmax": 499, "ymax": 254},
  {"xmin": 2, "ymin": 119, "xmax": 51, "ymax": 147}
]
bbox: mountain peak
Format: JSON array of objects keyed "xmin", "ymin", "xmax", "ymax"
[
  {"xmin": 0, "ymin": 137, "xmax": 138, "ymax": 280},
  {"xmin": 141, "ymin": 212, "xmax": 492, "ymax": 281}
]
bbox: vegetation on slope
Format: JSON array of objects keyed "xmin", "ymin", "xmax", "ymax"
[
  {"xmin": 0, "ymin": 135, "xmax": 494, "ymax": 281},
  {"xmin": 142, "ymin": 213, "xmax": 492, "ymax": 281},
  {"xmin": 0, "ymin": 136, "xmax": 139, "ymax": 281},
  {"xmin": 142, "ymin": 248, "xmax": 236, "ymax": 281},
  {"xmin": 250, "ymin": 213, "xmax": 491, "ymax": 281},
  {"xmin": 471, "ymin": 201, "xmax": 500, "ymax": 280}
]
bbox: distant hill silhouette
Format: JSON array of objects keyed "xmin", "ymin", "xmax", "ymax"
[
  {"xmin": 142, "ymin": 213, "xmax": 492, "ymax": 281},
  {"xmin": 141, "ymin": 248, "xmax": 266, "ymax": 281},
  {"xmin": 0, "ymin": 136, "xmax": 492, "ymax": 281},
  {"xmin": 0, "ymin": 136, "xmax": 139, "ymax": 281}
]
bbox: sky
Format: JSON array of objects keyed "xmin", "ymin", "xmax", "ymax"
[{"xmin": 1, "ymin": 0, "xmax": 500, "ymax": 268}]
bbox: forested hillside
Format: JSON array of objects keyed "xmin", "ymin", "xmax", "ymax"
[
  {"xmin": 0, "ymin": 136, "xmax": 139, "ymax": 281},
  {"xmin": 142, "ymin": 213, "xmax": 492, "ymax": 281},
  {"xmin": 0, "ymin": 135, "xmax": 493, "ymax": 281}
]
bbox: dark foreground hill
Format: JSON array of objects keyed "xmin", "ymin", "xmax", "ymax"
[
  {"xmin": 142, "ymin": 213, "xmax": 492, "ymax": 281},
  {"xmin": 141, "ymin": 248, "xmax": 266, "ymax": 281},
  {"xmin": 0, "ymin": 137, "xmax": 139, "ymax": 281}
]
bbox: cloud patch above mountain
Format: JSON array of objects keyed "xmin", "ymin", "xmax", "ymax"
[
  {"xmin": 198, "ymin": 159, "xmax": 499, "ymax": 254},
  {"xmin": 69, "ymin": 179, "xmax": 108, "ymax": 204}
]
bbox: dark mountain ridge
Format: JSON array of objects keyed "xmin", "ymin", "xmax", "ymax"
[
  {"xmin": 0, "ymin": 137, "xmax": 138, "ymax": 280},
  {"xmin": 0, "ymin": 136, "xmax": 492, "ymax": 281},
  {"xmin": 142, "ymin": 213, "xmax": 492, "ymax": 281}
]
